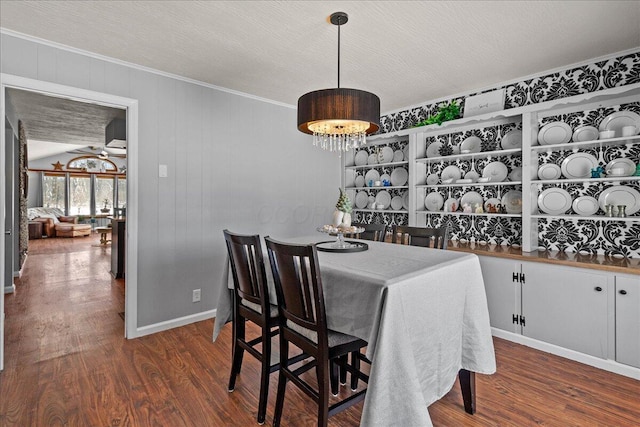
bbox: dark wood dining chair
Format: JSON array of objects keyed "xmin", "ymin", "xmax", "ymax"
[
  {"xmin": 391, "ymin": 225, "xmax": 449, "ymax": 249},
  {"xmin": 348, "ymin": 222, "xmax": 387, "ymax": 242},
  {"xmin": 223, "ymin": 230, "xmax": 283, "ymax": 424},
  {"xmin": 264, "ymin": 237, "xmax": 370, "ymax": 427}
]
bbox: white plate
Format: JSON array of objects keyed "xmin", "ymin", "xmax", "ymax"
[
  {"xmin": 599, "ymin": 111, "xmax": 640, "ymax": 137},
  {"xmin": 393, "ymin": 149, "xmax": 404, "ymax": 162},
  {"xmin": 355, "ymin": 191, "xmax": 369, "ymax": 209},
  {"xmin": 460, "ymin": 191, "xmax": 484, "ymax": 210},
  {"xmin": 355, "ymin": 175, "xmax": 365, "ymax": 188},
  {"xmin": 390, "ymin": 167, "xmax": 409, "ymax": 186},
  {"xmin": 345, "ymin": 150, "xmax": 355, "ymax": 166},
  {"xmin": 538, "ymin": 121, "xmax": 572, "ymax": 145},
  {"xmin": 441, "ymin": 165, "xmax": 462, "ymax": 181},
  {"xmin": 345, "ymin": 169, "xmax": 356, "ymax": 187},
  {"xmin": 380, "ymin": 173, "xmax": 391, "ymax": 184},
  {"xmin": 482, "ymin": 161, "xmax": 508, "ymax": 182},
  {"xmin": 364, "ymin": 169, "xmax": 380, "ymax": 185},
  {"xmin": 484, "ymin": 197, "xmax": 501, "ymax": 212},
  {"xmin": 375, "ymin": 190, "xmax": 391, "ymax": 209},
  {"xmin": 501, "ymin": 129, "xmax": 522, "ymax": 149},
  {"xmin": 379, "ymin": 146, "xmax": 394, "ymax": 163},
  {"xmin": 598, "ymin": 185, "xmax": 640, "ymax": 215},
  {"xmin": 605, "ymin": 158, "xmax": 636, "ymax": 177},
  {"xmin": 561, "ymin": 153, "xmax": 598, "ymax": 179},
  {"xmin": 538, "ymin": 163, "xmax": 562, "ymax": 180},
  {"xmin": 572, "ymin": 196, "xmax": 599, "ymax": 216},
  {"xmin": 425, "ymin": 192, "xmax": 444, "ymax": 211},
  {"xmin": 509, "ymin": 167, "xmax": 523, "ymax": 182},
  {"xmin": 426, "ymin": 173, "xmax": 440, "ymax": 185},
  {"xmin": 426, "ymin": 141, "xmax": 443, "ymax": 158},
  {"xmin": 346, "ymin": 189, "xmax": 356, "ymax": 208},
  {"xmin": 537, "ymin": 188, "xmax": 572, "ymax": 215},
  {"xmin": 501, "ymin": 190, "xmax": 523, "ymax": 214},
  {"xmin": 367, "ymin": 153, "xmax": 378, "ymax": 165},
  {"xmin": 391, "ymin": 196, "xmax": 403, "ymax": 211},
  {"xmin": 444, "ymin": 197, "xmax": 459, "ymax": 212},
  {"xmin": 460, "ymin": 136, "xmax": 482, "ymax": 153},
  {"xmin": 465, "ymin": 170, "xmax": 480, "ymax": 182},
  {"xmin": 402, "ymin": 192, "xmax": 409, "ymax": 210},
  {"xmin": 354, "ymin": 150, "xmax": 368, "ymax": 166},
  {"xmin": 572, "ymin": 125, "xmax": 599, "ymax": 142}
]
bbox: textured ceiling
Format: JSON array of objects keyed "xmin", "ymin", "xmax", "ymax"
[
  {"xmin": 1, "ymin": 1, "xmax": 639, "ymax": 114},
  {"xmin": 7, "ymin": 88, "xmax": 125, "ymax": 160}
]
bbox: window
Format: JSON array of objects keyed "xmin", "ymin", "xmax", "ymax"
[
  {"xmin": 42, "ymin": 173, "xmax": 65, "ymax": 210},
  {"xmin": 69, "ymin": 174, "xmax": 91, "ymax": 215},
  {"xmin": 95, "ymin": 176, "xmax": 115, "ymax": 213},
  {"xmin": 117, "ymin": 177, "xmax": 127, "ymax": 208},
  {"xmin": 67, "ymin": 156, "xmax": 117, "ymax": 172}
]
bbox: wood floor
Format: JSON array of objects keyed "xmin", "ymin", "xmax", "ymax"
[{"xmin": 1, "ymin": 237, "xmax": 639, "ymax": 426}]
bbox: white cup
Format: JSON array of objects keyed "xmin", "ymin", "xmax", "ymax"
[
  {"xmin": 607, "ymin": 167, "xmax": 626, "ymax": 176},
  {"xmin": 599, "ymin": 130, "xmax": 615, "ymax": 139},
  {"xmin": 622, "ymin": 125, "xmax": 638, "ymax": 137},
  {"xmin": 374, "ymin": 180, "xmax": 381, "ymax": 187}
]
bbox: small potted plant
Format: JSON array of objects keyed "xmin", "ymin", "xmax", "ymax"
[{"xmin": 100, "ymin": 199, "xmax": 110, "ymax": 213}]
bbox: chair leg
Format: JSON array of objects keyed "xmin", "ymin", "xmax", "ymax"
[
  {"xmin": 273, "ymin": 339, "xmax": 289, "ymax": 427},
  {"xmin": 228, "ymin": 317, "xmax": 246, "ymax": 392},
  {"xmin": 330, "ymin": 359, "xmax": 339, "ymax": 396},
  {"xmin": 317, "ymin": 362, "xmax": 330, "ymax": 427},
  {"xmin": 350, "ymin": 350, "xmax": 361, "ymax": 391},
  {"xmin": 256, "ymin": 327, "xmax": 271, "ymax": 424},
  {"xmin": 339, "ymin": 354, "xmax": 348, "ymax": 385}
]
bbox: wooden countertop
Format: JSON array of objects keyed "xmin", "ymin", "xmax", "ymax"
[{"xmin": 447, "ymin": 241, "xmax": 640, "ymax": 276}]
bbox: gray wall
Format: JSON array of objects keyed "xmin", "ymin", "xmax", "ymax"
[{"xmin": 1, "ymin": 33, "xmax": 339, "ymax": 327}]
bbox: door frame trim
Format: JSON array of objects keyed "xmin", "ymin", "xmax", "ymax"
[{"xmin": 0, "ymin": 74, "xmax": 140, "ymax": 371}]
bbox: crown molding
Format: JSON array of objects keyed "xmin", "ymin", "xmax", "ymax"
[{"xmin": 0, "ymin": 27, "xmax": 296, "ymax": 110}]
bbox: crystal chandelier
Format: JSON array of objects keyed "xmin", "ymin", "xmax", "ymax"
[{"xmin": 297, "ymin": 12, "xmax": 380, "ymax": 153}]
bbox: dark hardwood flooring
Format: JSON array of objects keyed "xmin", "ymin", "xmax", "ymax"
[{"xmin": 1, "ymin": 236, "xmax": 639, "ymax": 426}]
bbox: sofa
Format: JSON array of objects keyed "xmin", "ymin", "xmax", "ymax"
[{"xmin": 27, "ymin": 207, "xmax": 80, "ymax": 237}]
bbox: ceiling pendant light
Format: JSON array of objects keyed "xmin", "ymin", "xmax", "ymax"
[{"xmin": 297, "ymin": 12, "xmax": 380, "ymax": 153}]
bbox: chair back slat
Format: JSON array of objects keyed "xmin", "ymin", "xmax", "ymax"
[
  {"xmin": 391, "ymin": 225, "xmax": 448, "ymax": 249},
  {"xmin": 223, "ymin": 230, "xmax": 267, "ymax": 308},
  {"xmin": 265, "ymin": 237, "xmax": 326, "ymax": 336},
  {"xmin": 349, "ymin": 223, "xmax": 387, "ymax": 242}
]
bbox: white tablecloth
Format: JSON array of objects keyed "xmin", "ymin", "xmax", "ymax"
[{"xmin": 213, "ymin": 236, "xmax": 496, "ymax": 426}]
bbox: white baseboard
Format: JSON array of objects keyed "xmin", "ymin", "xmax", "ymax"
[
  {"xmin": 131, "ymin": 309, "xmax": 217, "ymax": 339},
  {"xmin": 492, "ymin": 328, "xmax": 640, "ymax": 380}
]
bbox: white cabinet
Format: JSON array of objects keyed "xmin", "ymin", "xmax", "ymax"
[
  {"xmin": 616, "ymin": 275, "xmax": 640, "ymax": 368},
  {"xmin": 521, "ymin": 263, "xmax": 610, "ymax": 359},
  {"xmin": 478, "ymin": 256, "xmax": 521, "ymax": 333},
  {"xmin": 478, "ymin": 256, "xmax": 613, "ymax": 359}
]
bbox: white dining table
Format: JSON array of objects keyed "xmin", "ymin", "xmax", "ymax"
[{"xmin": 213, "ymin": 235, "xmax": 496, "ymax": 426}]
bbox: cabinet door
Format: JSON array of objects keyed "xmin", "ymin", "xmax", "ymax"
[
  {"xmin": 616, "ymin": 275, "xmax": 640, "ymax": 368},
  {"xmin": 522, "ymin": 262, "xmax": 610, "ymax": 358},
  {"xmin": 478, "ymin": 256, "xmax": 521, "ymax": 333}
]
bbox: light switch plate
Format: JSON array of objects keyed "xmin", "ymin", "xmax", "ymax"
[{"xmin": 159, "ymin": 164, "xmax": 168, "ymax": 178}]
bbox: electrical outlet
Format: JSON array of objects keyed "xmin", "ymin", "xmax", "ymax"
[{"xmin": 192, "ymin": 289, "xmax": 201, "ymax": 303}]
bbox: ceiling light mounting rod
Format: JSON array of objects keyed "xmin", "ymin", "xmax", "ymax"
[{"xmin": 330, "ymin": 12, "xmax": 348, "ymax": 89}]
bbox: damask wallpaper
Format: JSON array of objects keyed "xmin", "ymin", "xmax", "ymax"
[
  {"xmin": 19, "ymin": 120, "xmax": 28, "ymax": 267},
  {"xmin": 366, "ymin": 50, "xmax": 640, "ymax": 257},
  {"xmin": 379, "ymin": 51, "xmax": 640, "ymax": 133}
]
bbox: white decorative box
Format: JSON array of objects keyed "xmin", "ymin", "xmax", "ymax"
[{"xmin": 463, "ymin": 89, "xmax": 506, "ymax": 117}]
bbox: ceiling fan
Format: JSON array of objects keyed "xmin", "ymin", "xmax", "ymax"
[{"xmin": 69, "ymin": 145, "xmax": 127, "ymax": 159}]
